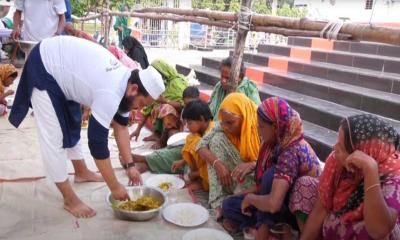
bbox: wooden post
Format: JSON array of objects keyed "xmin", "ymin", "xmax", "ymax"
[
  {"xmin": 104, "ymin": 0, "xmax": 111, "ymax": 47},
  {"xmin": 228, "ymin": 0, "xmax": 252, "ymax": 92}
]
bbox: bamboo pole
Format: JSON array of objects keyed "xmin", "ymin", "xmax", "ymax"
[
  {"xmin": 131, "ymin": 8, "xmax": 400, "ymax": 45},
  {"xmin": 110, "ymin": 11, "xmax": 234, "ymax": 28},
  {"xmin": 72, "ymin": 7, "xmax": 400, "ymax": 45},
  {"xmin": 229, "ymin": 0, "xmax": 252, "ymax": 92},
  {"xmin": 109, "ymin": 12, "xmax": 353, "ymax": 40},
  {"xmin": 104, "ymin": 0, "xmax": 110, "ymax": 47},
  {"xmin": 252, "ymin": 26, "xmax": 352, "ymax": 40},
  {"xmin": 134, "ymin": 7, "xmax": 236, "ymax": 22}
]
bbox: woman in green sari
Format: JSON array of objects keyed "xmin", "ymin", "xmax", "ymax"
[
  {"xmin": 197, "ymin": 93, "xmax": 260, "ymax": 217},
  {"xmin": 209, "ymin": 56, "xmax": 261, "ymax": 121},
  {"xmin": 130, "ymin": 59, "xmax": 189, "ymax": 142},
  {"xmin": 113, "ymin": 5, "xmax": 131, "ymax": 48}
]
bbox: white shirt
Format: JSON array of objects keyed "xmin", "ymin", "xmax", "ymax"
[
  {"xmin": 15, "ymin": 0, "xmax": 66, "ymax": 41},
  {"xmin": 40, "ymin": 36, "xmax": 131, "ymax": 128}
]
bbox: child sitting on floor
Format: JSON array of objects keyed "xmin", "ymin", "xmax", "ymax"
[
  {"xmin": 0, "ymin": 64, "xmax": 18, "ymax": 116},
  {"xmin": 171, "ymin": 100, "xmax": 214, "ymax": 191},
  {"xmin": 182, "ymin": 86, "xmax": 200, "ymax": 107},
  {"xmin": 151, "ymin": 103, "xmax": 183, "ymax": 149},
  {"xmin": 181, "ymin": 86, "xmax": 200, "ymax": 130}
]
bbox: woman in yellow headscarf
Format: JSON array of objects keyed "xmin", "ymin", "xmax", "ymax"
[
  {"xmin": 0, "ymin": 64, "xmax": 18, "ymax": 116},
  {"xmin": 197, "ymin": 92, "xmax": 260, "ymax": 214}
]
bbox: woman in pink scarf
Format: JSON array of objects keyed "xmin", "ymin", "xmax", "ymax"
[{"xmin": 108, "ymin": 45, "xmax": 140, "ymax": 70}]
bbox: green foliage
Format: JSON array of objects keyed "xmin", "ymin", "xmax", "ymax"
[
  {"xmin": 71, "ymin": 0, "xmax": 305, "ymax": 18},
  {"xmin": 276, "ymin": 3, "xmax": 307, "ymax": 17},
  {"xmin": 192, "ymin": 0, "xmax": 304, "ymax": 16}
]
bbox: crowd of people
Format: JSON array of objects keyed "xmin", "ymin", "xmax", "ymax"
[{"xmin": 1, "ymin": 1, "xmax": 400, "ymax": 240}]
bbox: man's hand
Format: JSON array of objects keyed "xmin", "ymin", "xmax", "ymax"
[
  {"xmin": 82, "ymin": 109, "xmax": 90, "ymax": 123},
  {"xmin": 130, "ymin": 127, "xmax": 141, "ymax": 141},
  {"xmin": 111, "ymin": 183, "xmax": 130, "ymax": 201},
  {"xmin": 126, "ymin": 167, "xmax": 142, "ymax": 186}
]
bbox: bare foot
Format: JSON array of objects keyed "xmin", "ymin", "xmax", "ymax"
[
  {"xmin": 64, "ymin": 197, "xmax": 97, "ymax": 218},
  {"xmin": 74, "ymin": 170, "xmax": 104, "ymax": 183}
]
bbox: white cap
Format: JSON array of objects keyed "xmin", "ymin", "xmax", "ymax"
[
  {"xmin": 0, "ymin": 0, "xmax": 12, "ymax": 6},
  {"xmin": 138, "ymin": 66, "xmax": 165, "ymax": 100}
]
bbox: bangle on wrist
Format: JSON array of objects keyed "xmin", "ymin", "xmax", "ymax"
[
  {"xmin": 212, "ymin": 159, "xmax": 220, "ymax": 168},
  {"xmin": 122, "ymin": 162, "xmax": 135, "ymax": 170},
  {"xmin": 365, "ymin": 183, "xmax": 380, "ymax": 194}
]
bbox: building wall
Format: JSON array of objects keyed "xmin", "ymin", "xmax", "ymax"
[{"xmin": 294, "ymin": 0, "xmax": 400, "ymax": 25}]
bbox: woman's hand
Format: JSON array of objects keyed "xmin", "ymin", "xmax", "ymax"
[
  {"xmin": 241, "ymin": 193, "xmax": 254, "ymax": 216},
  {"xmin": 345, "ymin": 150, "xmax": 378, "ymax": 175},
  {"xmin": 151, "ymin": 142, "xmax": 162, "ymax": 150},
  {"xmin": 126, "ymin": 167, "xmax": 142, "ymax": 186},
  {"xmin": 214, "ymin": 161, "xmax": 233, "ymax": 187},
  {"xmin": 231, "ymin": 162, "xmax": 255, "ymax": 182},
  {"xmin": 4, "ymin": 89, "xmax": 14, "ymax": 97},
  {"xmin": 171, "ymin": 160, "xmax": 185, "ymax": 173}
]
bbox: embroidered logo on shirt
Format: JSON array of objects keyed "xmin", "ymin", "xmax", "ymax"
[{"xmin": 106, "ymin": 58, "xmax": 121, "ymax": 72}]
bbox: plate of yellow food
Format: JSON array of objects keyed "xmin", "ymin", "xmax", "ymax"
[{"xmin": 145, "ymin": 174, "xmax": 185, "ymax": 192}]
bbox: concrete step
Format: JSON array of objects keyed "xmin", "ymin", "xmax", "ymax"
[
  {"xmin": 177, "ymin": 64, "xmax": 400, "ymax": 133},
  {"xmin": 177, "ymin": 63, "xmax": 337, "ymax": 161},
  {"xmin": 235, "ymin": 51, "xmax": 400, "ymax": 95},
  {"xmin": 201, "ymin": 57, "xmax": 400, "ymax": 121},
  {"xmin": 287, "ymin": 36, "xmax": 400, "ymax": 60},
  {"xmin": 257, "ymin": 44, "xmax": 400, "ymax": 75}
]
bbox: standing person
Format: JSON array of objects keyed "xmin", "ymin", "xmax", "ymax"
[
  {"xmin": 9, "ymin": 36, "xmax": 165, "ymax": 218},
  {"xmin": 11, "ymin": 0, "xmax": 66, "ymax": 41},
  {"xmin": 114, "ymin": 4, "xmax": 131, "ymax": 49},
  {"xmin": 64, "ymin": 0, "xmax": 72, "ymax": 24}
]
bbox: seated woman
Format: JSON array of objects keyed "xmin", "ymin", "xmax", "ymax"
[
  {"xmin": 300, "ymin": 114, "xmax": 400, "ymax": 240},
  {"xmin": 171, "ymin": 100, "xmax": 214, "ymax": 191},
  {"xmin": 0, "ymin": 64, "xmax": 18, "ymax": 116},
  {"xmin": 221, "ymin": 97, "xmax": 321, "ymax": 240},
  {"xmin": 209, "ymin": 56, "xmax": 261, "ymax": 121},
  {"xmin": 122, "ymin": 36, "xmax": 149, "ymax": 69},
  {"xmin": 131, "ymin": 59, "xmax": 188, "ymax": 142},
  {"xmin": 197, "ymin": 93, "xmax": 260, "ymax": 216},
  {"xmin": 133, "ymin": 103, "xmax": 184, "ymax": 174}
]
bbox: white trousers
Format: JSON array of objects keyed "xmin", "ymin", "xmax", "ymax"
[{"xmin": 31, "ymin": 88, "xmax": 84, "ymax": 183}]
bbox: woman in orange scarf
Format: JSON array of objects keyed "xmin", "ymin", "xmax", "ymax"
[
  {"xmin": 197, "ymin": 93, "xmax": 260, "ymax": 214},
  {"xmin": 0, "ymin": 64, "xmax": 18, "ymax": 116}
]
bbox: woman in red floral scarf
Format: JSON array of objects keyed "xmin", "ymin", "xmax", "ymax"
[{"xmin": 301, "ymin": 114, "xmax": 400, "ymax": 239}]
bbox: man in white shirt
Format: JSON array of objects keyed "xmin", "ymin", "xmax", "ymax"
[
  {"xmin": 11, "ymin": 0, "xmax": 66, "ymax": 41},
  {"xmin": 9, "ymin": 36, "xmax": 165, "ymax": 218}
]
